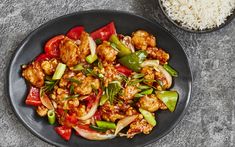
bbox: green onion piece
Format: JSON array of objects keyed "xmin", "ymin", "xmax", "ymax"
[
  {"xmin": 72, "ymin": 63, "xmax": 84, "ymax": 71},
  {"xmin": 47, "ymin": 110, "xmax": 56, "ymax": 125},
  {"xmin": 140, "ymin": 88, "xmax": 153, "ymax": 95},
  {"xmin": 70, "ymin": 85, "xmax": 74, "ymax": 94},
  {"xmin": 90, "ymin": 125, "xmax": 107, "ymax": 132},
  {"xmin": 96, "ymin": 121, "xmax": 116, "ymax": 129},
  {"xmin": 86, "ymin": 54, "xmax": 98, "ymax": 64},
  {"xmin": 63, "ymin": 94, "xmax": 80, "ymax": 100},
  {"xmin": 134, "ymin": 93, "xmax": 144, "ymax": 98},
  {"xmin": 139, "ymin": 108, "xmax": 156, "ymax": 126},
  {"xmin": 156, "ymin": 91, "xmax": 178, "ymax": 112},
  {"xmin": 67, "ymin": 78, "xmax": 81, "ymax": 84},
  {"xmin": 99, "ymin": 95, "xmax": 108, "ymax": 106},
  {"xmin": 138, "ymin": 85, "xmax": 151, "ymax": 90},
  {"xmin": 98, "ymin": 73, "xmax": 104, "ymax": 78},
  {"xmin": 163, "ymin": 64, "xmax": 178, "ymax": 77},
  {"xmin": 52, "ymin": 63, "xmax": 66, "ymax": 80},
  {"xmin": 132, "ymin": 73, "xmax": 145, "ymax": 79},
  {"xmin": 95, "ymin": 38, "xmax": 102, "ymax": 45}
]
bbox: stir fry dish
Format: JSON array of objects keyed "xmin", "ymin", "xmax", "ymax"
[{"xmin": 21, "ymin": 22, "xmax": 179, "ymax": 141}]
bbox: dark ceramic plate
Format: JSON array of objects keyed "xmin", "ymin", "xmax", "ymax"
[
  {"xmin": 7, "ymin": 10, "xmax": 192, "ymax": 147},
  {"xmin": 158, "ymin": 0, "xmax": 235, "ymax": 33}
]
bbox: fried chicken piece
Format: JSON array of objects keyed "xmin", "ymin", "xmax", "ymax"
[
  {"xmin": 78, "ymin": 31, "xmax": 90, "ymax": 61},
  {"xmin": 59, "ymin": 70, "xmax": 76, "ymax": 88},
  {"xmin": 73, "ymin": 72, "xmax": 100, "ymax": 95},
  {"xmin": 22, "ymin": 62, "xmax": 45, "ymax": 87},
  {"xmin": 36, "ymin": 105, "xmax": 48, "ymax": 117},
  {"xmin": 59, "ymin": 38, "xmax": 80, "ymax": 67},
  {"xmin": 138, "ymin": 94, "xmax": 167, "ymax": 112},
  {"xmin": 127, "ymin": 114, "xmax": 153, "ymax": 138},
  {"xmin": 40, "ymin": 58, "xmax": 59, "ymax": 75},
  {"xmin": 141, "ymin": 66, "xmax": 155, "ymax": 86},
  {"xmin": 119, "ymin": 85, "xmax": 139, "ymax": 101},
  {"xmin": 131, "ymin": 30, "xmax": 156, "ymax": 50},
  {"xmin": 146, "ymin": 47, "xmax": 169, "ymax": 64},
  {"xmin": 100, "ymin": 102, "xmax": 126, "ymax": 122},
  {"xmin": 97, "ymin": 41, "xmax": 118, "ymax": 63}
]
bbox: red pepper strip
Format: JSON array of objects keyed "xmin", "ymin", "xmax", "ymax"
[
  {"xmin": 115, "ymin": 65, "xmax": 132, "ymax": 76},
  {"xmin": 73, "ymin": 125, "xmax": 116, "ymax": 140},
  {"xmin": 91, "ymin": 22, "xmax": 116, "ymax": 41},
  {"xmin": 55, "ymin": 126, "xmax": 72, "ymax": 141},
  {"xmin": 64, "ymin": 113, "xmax": 78, "ymax": 127},
  {"xmin": 66, "ymin": 26, "xmax": 84, "ymax": 40},
  {"xmin": 35, "ymin": 53, "xmax": 53, "ymax": 62},
  {"xmin": 44, "ymin": 35, "xmax": 65, "ymax": 57},
  {"xmin": 78, "ymin": 89, "xmax": 102, "ymax": 120},
  {"xmin": 93, "ymin": 109, "xmax": 102, "ymax": 120},
  {"xmin": 25, "ymin": 86, "xmax": 42, "ymax": 106}
]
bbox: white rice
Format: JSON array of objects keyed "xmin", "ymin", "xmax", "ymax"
[{"xmin": 160, "ymin": 0, "xmax": 235, "ymax": 30}]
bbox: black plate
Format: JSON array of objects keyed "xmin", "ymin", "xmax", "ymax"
[
  {"xmin": 158, "ymin": 0, "xmax": 235, "ymax": 33},
  {"xmin": 7, "ymin": 10, "xmax": 192, "ymax": 147}
]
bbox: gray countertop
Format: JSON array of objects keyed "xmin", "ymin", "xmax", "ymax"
[{"xmin": 0, "ymin": 0, "xmax": 234, "ymax": 146}]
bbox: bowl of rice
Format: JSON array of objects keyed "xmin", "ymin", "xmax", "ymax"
[{"xmin": 159, "ymin": 0, "xmax": 235, "ymax": 33}]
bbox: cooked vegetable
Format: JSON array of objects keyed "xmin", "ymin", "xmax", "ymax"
[
  {"xmin": 115, "ymin": 65, "xmax": 132, "ymax": 76},
  {"xmin": 35, "ymin": 53, "xmax": 52, "ymax": 62},
  {"xmin": 73, "ymin": 125, "xmax": 116, "ymax": 140},
  {"xmin": 109, "ymin": 34, "xmax": 131, "ymax": 57},
  {"xmin": 163, "ymin": 64, "xmax": 178, "ymax": 77},
  {"xmin": 71, "ymin": 63, "xmax": 84, "ymax": 71},
  {"xmin": 115, "ymin": 115, "xmax": 138, "ymax": 135},
  {"xmin": 66, "ymin": 26, "xmax": 84, "ymax": 40},
  {"xmin": 105, "ymin": 81, "xmax": 122, "ymax": 104},
  {"xmin": 90, "ymin": 125, "xmax": 107, "ymax": 132},
  {"xmin": 118, "ymin": 51, "xmax": 147, "ymax": 72},
  {"xmin": 52, "ymin": 63, "xmax": 66, "ymax": 80},
  {"xmin": 40, "ymin": 92, "xmax": 54, "ymax": 110},
  {"xmin": 156, "ymin": 91, "xmax": 178, "ymax": 112},
  {"xmin": 96, "ymin": 121, "xmax": 116, "ymax": 129},
  {"xmin": 86, "ymin": 54, "xmax": 98, "ymax": 64},
  {"xmin": 88, "ymin": 36, "xmax": 97, "ymax": 56},
  {"xmin": 139, "ymin": 108, "xmax": 156, "ymax": 126},
  {"xmin": 47, "ymin": 110, "xmax": 56, "ymax": 125},
  {"xmin": 78, "ymin": 89, "xmax": 102, "ymax": 120},
  {"xmin": 25, "ymin": 86, "xmax": 42, "ymax": 106},
  {"xmin": 91, "ymin": 22, "xmax": 116, "ymax": 41},
  {"xmin": 140, "ymin": 88, "xmax": 153, "ymax": 95},
  {"xmin": 44, "ymin": 35, "xmax": 65, "ymax": 57},
  {"xmin": 99, "ymin": 95, "xmax": 108, "ymax": 106},
  {"xmin": 55, "ymin": 126, "xmax": 72, "ymax": 141}
]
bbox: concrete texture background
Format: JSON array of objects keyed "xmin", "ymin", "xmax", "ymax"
[{"xmin": 0, "ymin": 0, "xmax": 234, "ymax": 146}]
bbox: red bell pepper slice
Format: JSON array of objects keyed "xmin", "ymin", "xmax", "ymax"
[
  {"xmin": 66, "ymin": 26, "xmax": 84, "ymax": 40},
  {"xmin": 44, "ymin": 35, "xmax": 65, "ymax": 57},
  {"xmin": 91, "ymin": 22, "xmax": 116, "ymax": 41},
  {"xmin": 65, "ymin": 113, "xmax": 78, "ymax": 126},
  {"xmin": 25, "ymin": 86, "xmax": 42, "ymax": 106},
  {"xmin": 55, "ymin": 126, "xmax": 72, "ymax": 141},
  {"xmin": 115, "ymin": 65, "xmax": 132, "ymax": 76},
  {"xmin": 35, "ymin": 53, "xmax": 53, "ymax": 62},
  {"xmin": 93, "ymin": 109, "xmax": 102, "ymax": 120}
]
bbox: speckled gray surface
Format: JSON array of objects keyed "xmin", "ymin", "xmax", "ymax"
[{"xmin": 0, "ymin": 0, "xmax": 234, "ymax": 147}]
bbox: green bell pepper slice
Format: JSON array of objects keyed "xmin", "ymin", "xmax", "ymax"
[
  {"xmin": 139, "ymin": 108, "xmax": 156, "ymax": 126},
  {"xmin": 109, "ymin": 34, "xmax": 131, "ymax": 57},
  {"xmin": 96, "ymin": 120, "xmax": 116, "ymax": 129},
  {"xmin": 118, "ymin": 50, "xmax": 147, "ymax": 72},
  {"xmin": 156, "ymin": 91, "xmax": 178, "ymax": 112}
]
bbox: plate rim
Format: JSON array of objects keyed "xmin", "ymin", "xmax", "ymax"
[{"xmin": 7, "ymin": 9, "xmax": 193, "ymax": 147}]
